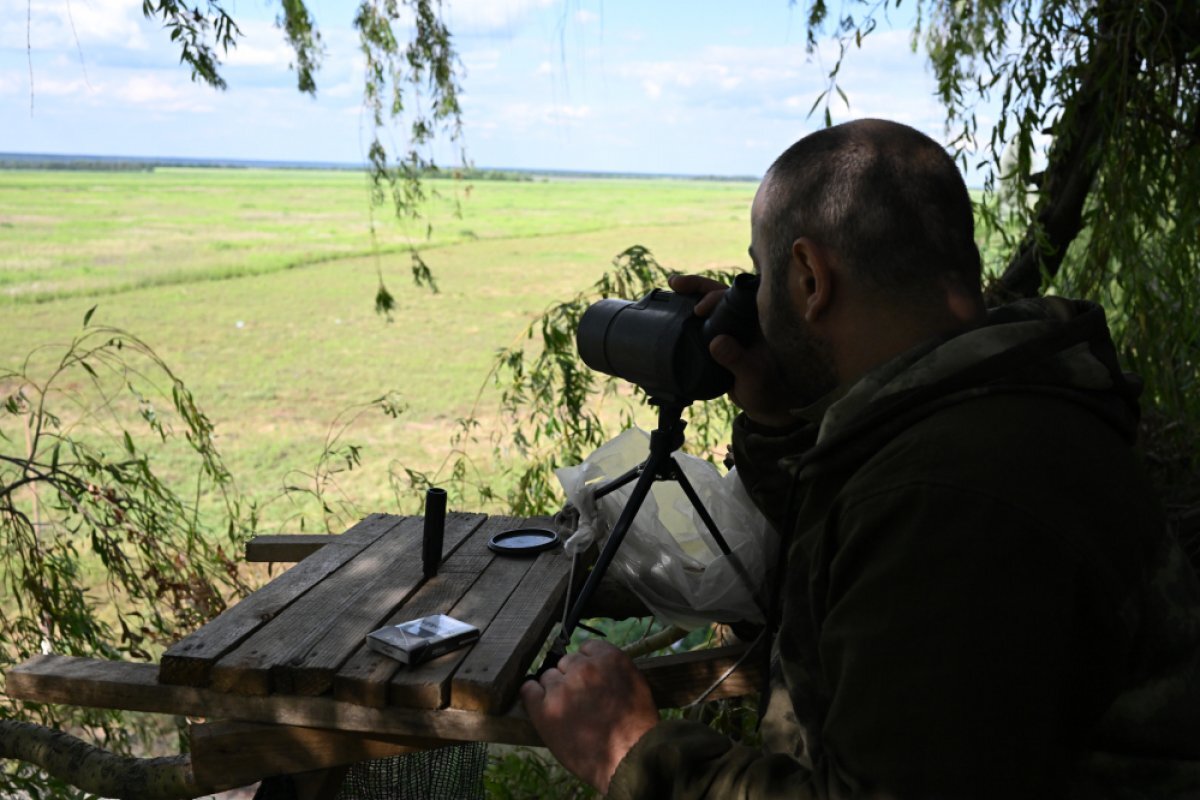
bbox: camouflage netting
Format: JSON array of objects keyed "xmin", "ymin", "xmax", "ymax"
[
  {"xmin": 253, "ymin": 744, "xmax": 486, "ymax": 800},
  {"xmin": 337, "ymin": 745, "xmax": 486, "ymax": 800}
]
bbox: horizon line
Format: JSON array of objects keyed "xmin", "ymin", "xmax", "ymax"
[{"xmin": 0, "ymin": 152, "xmax": 761, "ymax": 182}]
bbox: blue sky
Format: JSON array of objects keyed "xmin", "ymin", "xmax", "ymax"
[{"xmin": 1, "ymin": 1, "xmax": 968, "ymax": 178}]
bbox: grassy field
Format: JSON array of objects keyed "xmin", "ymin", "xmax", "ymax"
[
  {"xmin": 1, "ymin": 168, "xmax": 758, "ymax": 530},
  {"xmin": 2, "ymin": 167, "xmax": 1010, "ymax": 793}
]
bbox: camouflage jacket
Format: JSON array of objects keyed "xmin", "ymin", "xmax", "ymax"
[{"xmin": 608, "ymin": 298, "xmax": 1200, "ymax": 799}]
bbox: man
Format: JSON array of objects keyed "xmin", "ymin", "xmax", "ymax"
[{"xmin": 521, "ymin": 119, "xmax": 1200, "ymax": 798}]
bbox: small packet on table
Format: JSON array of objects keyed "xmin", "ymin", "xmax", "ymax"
[{"xmin": 366, "ymin": 614, "xmax": 480, "ymax": 666}]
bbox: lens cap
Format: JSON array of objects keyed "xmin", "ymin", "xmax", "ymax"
[{"xmin": 488, "ymin": 527, "xmax": 561, "ymax": 556}]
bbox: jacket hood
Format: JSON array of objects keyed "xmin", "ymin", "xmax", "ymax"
[{"xmin": 795, "ymin": 297, "xmax": 1142, "ymax": 472}]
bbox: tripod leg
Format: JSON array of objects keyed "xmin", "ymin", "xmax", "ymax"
[
  {"xmin": 671, "ymin": 457, "xmax": 768, "ymax": 618},
  {"xmin": 671, "ymin": 459, "xmax": 735, "ymax": 557},
  {"xmin": 535, "ymin": 443, "xmax": 671, "ymax": 675},
  {"xmin": 593, "ymin": 462, "xmax": 643, "ymax": 500}
]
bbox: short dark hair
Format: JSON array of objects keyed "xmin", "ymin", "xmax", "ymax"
[{"xmin": 761, "ymin": 119, "xmax": 982, "ymax": 298}]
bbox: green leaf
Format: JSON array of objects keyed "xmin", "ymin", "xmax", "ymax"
[
  {"xmin": 807, "ymin": 90, "xmax": 827, "ymax": 118},
  {"xmin": 375, "ymin": 282, "xmax": 396, "ymax": 318},
  {"xmin": 83, "ymin": 305, "xmax": 98, "ymax": 327}
]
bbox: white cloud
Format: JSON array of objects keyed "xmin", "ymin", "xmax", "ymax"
[
  {"xmin": 110, "ymin": 73, "xmax": 215, "ymax": 112},
  {"xmin": 115, "ymin": 74, "xmax": 180, "ymax": 104},
  {"xmin": 488, "ymin": 100, "xmax": 593, "ymax": 131},
  {"xmin": 223, "ymin": 22, "xmax": 295, "ymax": 69},
  {"xmin": 606, "ymin": 33, "xmax": 949, "ymax": 150},
  {"xmin": 616, "ymin": 45, "xmax": 811, "ymax": 104},
  {"xmin": 18, "ymin": 67, "xmax": 218, "ymax": 113},
  {"xmin": 553, "ymin": 104, "xmax": 591, "ymax": 120},
  {"xmin": 0, "ymin": 1, "xmax": 972, "ymax": 177},
  {"xmin": 443, "ymin": 0, "xmax": 557, "ymax": 33},
  {"xmin": 0, "ymin": 0, "xmax": 148, "ymax": 49},
  {"xmin": 30, "ymin": 75, "xmax": 88, "ymax": 97},
  {"xmin": 324, "ymin": 78, "xmax": 360, "ymax": 99},
  {"xmin": 462, "ymin": 48, "xmax": 502, "ymax": 74},
  {"xmin": 0, "ymin": 70, "xmax": 24, "ymax": 95}
]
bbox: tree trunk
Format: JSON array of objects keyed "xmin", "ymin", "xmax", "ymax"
[
  {"xmin": 0, "ymin": 719, "xmax": 240, "ymax": 800},
  {"xmin": 989, "ymin": 7, "xmax": 1128, "ymax": 302}
]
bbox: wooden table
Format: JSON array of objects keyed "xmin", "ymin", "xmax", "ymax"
[{"xmin": 5, "ymin": 512, "xmax": 760, "ymax": 792}]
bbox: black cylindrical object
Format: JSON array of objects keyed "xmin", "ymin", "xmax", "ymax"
[
  {"xmin": 423, "ymin": 487, "xmax": 447, "ymax": 579},
  {"xmin": 575, "ymin": 274, "xmax": 760, "ymax": 403},
  {"xmin": 702, "ymin": 273, "xmax": 761, "ymax": 347}
]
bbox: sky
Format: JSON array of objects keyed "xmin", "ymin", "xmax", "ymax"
[{"xmin": 1, "ymin": 0, "xmax": 967, "ymax": 178}]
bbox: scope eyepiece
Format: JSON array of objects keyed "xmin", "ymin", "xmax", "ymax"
[{"xmin": 702, "ymin": 272, "xmax": 761, "ymax": 347}]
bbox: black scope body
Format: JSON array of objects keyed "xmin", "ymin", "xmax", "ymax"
[{"xmin": 576, "ymin": 273, "xmax": 761, "ymax": 403}]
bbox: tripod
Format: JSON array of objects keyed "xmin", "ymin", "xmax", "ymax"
[{"xmin": 535, "ymin": 399, "xmax": 762, "ymax": 675}]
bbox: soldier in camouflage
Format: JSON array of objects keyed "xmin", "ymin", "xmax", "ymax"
[{"xmin": 521, "ymin": 119, "xmax": 1200, "ymax": 798}]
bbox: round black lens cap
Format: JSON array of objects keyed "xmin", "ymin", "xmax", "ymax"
[{"xmin": 488, "ymin": 527, "xmax": 560, "ymax": 556}]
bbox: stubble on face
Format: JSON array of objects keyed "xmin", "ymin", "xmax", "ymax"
[
  {"xmin": 761, "ymin": 287, "xmax": 839, "ymax": 409},
  {"xmin": 750, "ymin": 180, "xmax": 839, "ymax": 410}
]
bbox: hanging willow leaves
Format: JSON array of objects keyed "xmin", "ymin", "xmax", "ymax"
[
  {"xmin": 391, "ymin": 246, "xmax": 744, "ymax": 516},
  {"xmin": 0, "ymin": 320, "xmax": 257, "ymax": 796},
  {"xmin": 137, "ymin": 0, "xmax": 465, "ymax": 305}
]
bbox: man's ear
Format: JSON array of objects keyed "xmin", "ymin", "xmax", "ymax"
[{"xmin": 789, "ymin": 237, "xmax": 833, "ymax": 323}]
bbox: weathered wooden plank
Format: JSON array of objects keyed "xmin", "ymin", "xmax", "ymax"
[
  {"xmin": 8, "ymin": 655, "xmax": 541, "ymax": 745},
  {"xmin": 387, "ymin": 516, "xmax": 540, "ymax": 710},
  {"xmin": 268, "ymin": 513, "xmax": 491, "ymax": 697},
  {"xmin": 330, "ymin": 569, "xmax": 478, "ymax": 708},
  {"xmin": 211, "ymin": 512, "xmax": 484, "ymax": 696},
  {"xmin": 159, "ymin": 514, "xmax": 406, "ymax": 687},
  {"xmin": 7, "ymin": 642, "xmax": 760, "ymax": 751},
  {"xmin": 449, "ymin": 544, "xmax": 572, "ymax": 713},
  {"xmin": 333, "ymin": 516, "xmax": 523, "ymax": 708},
  {"xmin": 245, "ymin": 535, "xmax": 338, "ymax": 563},
  {"xmin": 636, "ymin": 643, "xmax": 764, "ymax": 708},
  {"xmin": 189, "ymin": 720, "xmax": 428, "ymax": 787}
]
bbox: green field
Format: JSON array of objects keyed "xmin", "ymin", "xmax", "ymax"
[
  {"xmin": 0, "ymin": 166, "xmax": 1013, "ymax": 793},
  {"xmin": 1, "ymin": 168, "xmax": 758, "ymax": 529}
]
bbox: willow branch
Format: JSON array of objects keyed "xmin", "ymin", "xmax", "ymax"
[
  {"xmin": 622, "ymin": 625, "xmax": 691, "ymax": 660},
  {"xmin": 989, "ymin": 2, "xmax": 1168, "ymax": 301}
]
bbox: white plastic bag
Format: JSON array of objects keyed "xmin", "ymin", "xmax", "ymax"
[{"xmin": 555, "ymin": 428, "xmax": 776, "ymax": 629}]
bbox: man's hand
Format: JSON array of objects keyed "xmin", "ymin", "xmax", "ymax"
[
  {"xmin": 668, "ymin": 273, "xmax": 796, "ymax": 427},
  {"xmin": 520, "ymin": 639, "xmax": 659, "ymax": 795}
]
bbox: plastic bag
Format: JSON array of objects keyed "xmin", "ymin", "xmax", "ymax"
[{"xmin": 555, "ymin": 428, "xmax": 776, "ymax": 629}]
